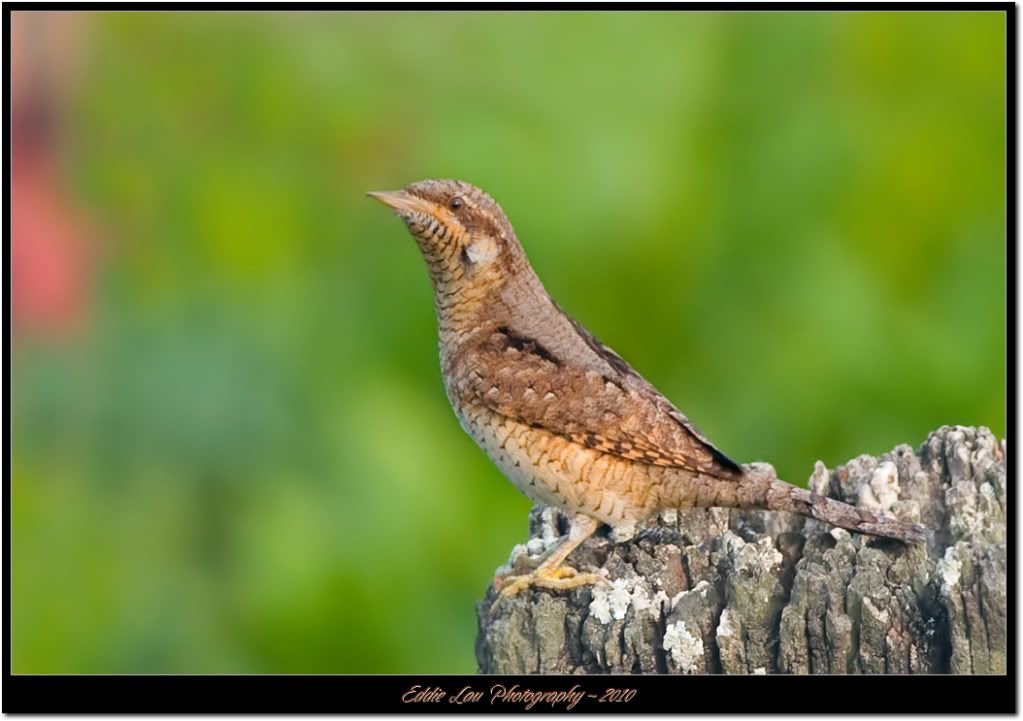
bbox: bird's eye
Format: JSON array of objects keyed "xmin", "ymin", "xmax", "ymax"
[{"xmin": 449, "ymin": 196, "xmax": 463, "ymax": 211}]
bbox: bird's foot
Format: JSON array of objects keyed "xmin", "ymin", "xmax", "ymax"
[
  {"xmin": 489, "ymin": 565, "xmax": 605, "ymax": 614},
  {"xmin": 489, "ymin": 514, "xmax": 605, "ymax": 616}
]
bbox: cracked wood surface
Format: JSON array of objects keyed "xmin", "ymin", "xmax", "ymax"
[{"xmin": 476, "ymin": 425, "xmax": 1006, "ymax": 674}]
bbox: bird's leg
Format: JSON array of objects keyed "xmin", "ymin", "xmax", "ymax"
[{"xmin": 494, "ymin": 514, "xmax": 605, "ymax": 600}]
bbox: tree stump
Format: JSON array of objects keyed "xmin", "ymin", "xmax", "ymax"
[{"xmin": 476, "ymin": 425, "xmax": 1006, "ymax": 674}]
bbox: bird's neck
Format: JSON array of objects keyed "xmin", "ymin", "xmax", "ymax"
[
  {"xmin": 433, "ymin": 269, "xmax": 511, "ymax": 344},
  {"xmin": 432, "ymin": 253, "xmax": 542, "ymax": 347}
]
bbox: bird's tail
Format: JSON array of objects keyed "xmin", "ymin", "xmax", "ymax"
[{"xmin": 765, "ymin": 479, "xmax": 928, "ymax": 544}]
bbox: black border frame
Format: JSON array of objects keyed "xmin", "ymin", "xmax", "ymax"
[{"xmin": 4, "ymin": 2, "xmax": 1016, "ymax": 714}]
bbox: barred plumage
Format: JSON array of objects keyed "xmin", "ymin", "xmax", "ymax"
[{"xmin": 369, "ymin": 179, "xmax": 928, "ymax": 600}]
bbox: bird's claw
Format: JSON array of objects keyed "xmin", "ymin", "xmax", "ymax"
[{"xmin": 489, "ymin": 565, "xmax": 606, "ymax": 616}]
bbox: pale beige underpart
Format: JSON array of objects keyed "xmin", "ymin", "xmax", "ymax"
[{"xmin": 452, "ymin": 401, "xmax": 719, "ymax": 527}]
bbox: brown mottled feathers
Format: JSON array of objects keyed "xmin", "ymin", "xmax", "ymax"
[
  {"xmin": 457, "ymin": 321, "xmax": 744, "ymax": 480},
  {"xmin": 372, "ymin": 178, "xmax": 929, "ymax": 545}
]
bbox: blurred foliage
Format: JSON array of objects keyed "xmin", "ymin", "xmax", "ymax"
[{"xmin": 12, "ymin": 11, "xmax": 1005, "ymax": 673}]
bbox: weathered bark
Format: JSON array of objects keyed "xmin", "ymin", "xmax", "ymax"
[{"xmin": 476, "ymin": 425, "xmax": 1006, "ymax": 674}]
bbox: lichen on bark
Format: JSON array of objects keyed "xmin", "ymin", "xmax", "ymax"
[{"xmin": 476, "ymin": 425, "xmax": 1006, "ymax": 674}]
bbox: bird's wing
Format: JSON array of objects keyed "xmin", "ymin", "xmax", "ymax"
[{"xmin": 457, "ymin": 326, "xmax": 744, "ymax": 479}]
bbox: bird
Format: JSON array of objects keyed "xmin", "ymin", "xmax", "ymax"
[{"xmin": 368, "ymin": 179, "xmax": 928, "ymax": 600}]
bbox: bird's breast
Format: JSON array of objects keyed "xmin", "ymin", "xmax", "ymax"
[{"xmin": 448, "ymin": 400, "xmax": 664, "ymax": 526}]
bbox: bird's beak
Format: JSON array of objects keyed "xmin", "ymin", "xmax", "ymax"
[{"xmin": 367, "ymin": 189, "xmax": 432, "ymax": 216}]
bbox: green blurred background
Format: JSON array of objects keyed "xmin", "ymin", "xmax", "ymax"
[{"xmin": 11, "ymin": 11, "xmax": 1005, "ymax": 673}]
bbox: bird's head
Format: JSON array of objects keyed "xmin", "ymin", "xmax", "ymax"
[{"xmin": 368, "ymin": 179, "xmax": 524, "ymax": 291}]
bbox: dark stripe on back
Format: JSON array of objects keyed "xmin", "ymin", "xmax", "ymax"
[
  {"xmin": 495, "ymin": 326, "xmax": 562, "ymax": 366},
  {"xmin": 554, "ymin": 302, "xmax": 636, "ymax": 379}
]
